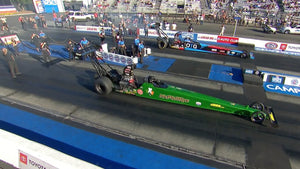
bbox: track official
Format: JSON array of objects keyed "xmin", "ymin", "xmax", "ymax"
[
  {"xmin": 2, "ymin": 47, "xmax": 21, "ymax": 78},
  {"xmin": 138, "ymin": 41, "xmax": 144, "ymax": 64}
]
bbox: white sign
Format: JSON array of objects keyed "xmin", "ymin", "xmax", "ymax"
[
  {"xmin": 0, "ymin": 34, "xmax": 20, "ymax": 45},
  {"xmin": 196, "ymin": 33, "xmax": 218, "ymax": 42},
  {"xmin": 101, "ymin": 52, "xmax": 133, "ymax": 65},
  {"xmin": 19, "ymin": 150, "xmax": 58, "ymax": 169}
]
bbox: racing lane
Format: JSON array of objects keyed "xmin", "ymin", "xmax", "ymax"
[
  {"xmin": 0, "ymin": 49, "xmax": 300, "ymax": 169},
  {"xmin": 2, "ymin": 15, "xmax": 300, "ymax": 169},
  {"xmin": 15, "ymin": 27, "xmax": 300, "ymax": 76}
]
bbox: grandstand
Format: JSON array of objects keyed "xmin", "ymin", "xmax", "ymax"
[
  {"xmin": 85, "ymin": 0, "xmax": 299, "ymax": 26},
  {"xmin": 101, "ymin": 0, "xmax": 205, "ymax": 14}
]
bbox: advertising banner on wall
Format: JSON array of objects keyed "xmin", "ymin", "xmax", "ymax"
[
  {"xmin": 254, "ymin": 40, "xmax": 300, "ymax": 56},
  {"xmin": 196, "ymin": 33, "xmax": 218, "ymax": 43},
  {"xmin": 19, "ymin": 150, "xmax": 58, "ymax": 169},
  {"xmin": 41, "ymin": 0, "xmax": 59, "ymax": 13},
  {"xmin": 263, "ymin": 72, "xmax": 300, "ymax": 97},
  {"xmin": 32, "ymin": 0, "xmax": 44, "ymax": 13},
  {"xmin": 217, "ymin": 36, "xmax": 239, "ymax": 45}
]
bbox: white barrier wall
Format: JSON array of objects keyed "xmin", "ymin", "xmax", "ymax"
[{"xmin": 0, "ymin": 129, "xmax": 101, "ymax": 169}]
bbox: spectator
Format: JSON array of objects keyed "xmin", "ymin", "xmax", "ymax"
[
  {"xmin": 40, "ymin": 15, "xmax": 47, "ymax": 28},
  {"xmin": 188, "ymin": 23, "xmax": 193, "ymax": 32},
  {"xmin": 144, "ymin": 23, "xmax": 149, "ymax": 37},
  {"xmin": 98, "ymin": 27, "xmax": 105, "ymax": 44},
  {"xmin": 111, "ymin": 24, "xmax": 117, "ymax": 45},
  {"xmin": 53, "ymin": 12, "xmax": 57, "ymax": 22},
  {"xmin": 219, "ymin": 24, "xmax": 225, "ymax": 36},
  {"xmin": 34, "ymin": 14, "xmax": 41, "ymax": 28},
  {"xmin": 118, "ymin": 37, "xmax": 126, "ymax": 55},
  {"xmin": 18, "ymin": 16, "xmax": 26, "ymax": 30},
  {"xmin": 80, "ymin": 37, "xmax": 90, "ymax": 49},
  {"xmin": 1, "ymin": 18, "xmax": 9, "ymax": 32},
  {"xmin": 1, "ymin": 47, "xmax": 21, "ymax": 78},
  {"xmin": 200, "ymin": 14, "xmax": 204, "ymax": 25},
  {"xmin": 115, "ymin": 31, "xmax": 121, "ymax": 49}
]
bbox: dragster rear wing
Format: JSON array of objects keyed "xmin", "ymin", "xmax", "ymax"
[{"xmin": 266, "ymin": 107, "xmax": 279, "ymax": 128}]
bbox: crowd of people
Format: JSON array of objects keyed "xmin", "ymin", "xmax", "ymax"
[{"xmin": 18, "ymin": 14, "xmax": 47, "ymax": 31}]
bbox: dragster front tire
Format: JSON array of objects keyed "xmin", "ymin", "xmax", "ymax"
[
  {"xmin": 95, "ymin": 76, "xmax": 113, "ymax": 95},
  {"xmin": 250, "ymin": 111, "xmax": 265, "ymax": 124}
]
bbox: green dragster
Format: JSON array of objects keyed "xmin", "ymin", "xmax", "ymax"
[{"xmin": 91, "ymin": 56, "xmax": 278, "ymax": 127}]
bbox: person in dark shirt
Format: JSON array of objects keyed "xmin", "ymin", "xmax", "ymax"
[
  {"xmin": 66, "ymin": 40, "xmax": 74, "ymax": 61},
  {"xmin": 118, "ymin": 37, "xmax": 126, "ymax": 55},
  {"xmin": 31, "ymin": 33, "xmax": 40, "ymax": 52},
  {"xmin": 138, "ymin": 41, "xmax": 145, "ymax": 64},
  {"xmin": 40, "ymin": 41, "xmax": 51, "ymax": 62},
  {"xmin": 1, "ymin": 47, "xmax": 21, "ymax": 78}
]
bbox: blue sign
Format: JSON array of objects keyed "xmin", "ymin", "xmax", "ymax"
[
  {"xmin": 264, "ymin": 83, "xmax": 300, "ymax": 97},
  {"xmin": 42, "ymin": 0, "xmax": 59, "ymax": 13}
]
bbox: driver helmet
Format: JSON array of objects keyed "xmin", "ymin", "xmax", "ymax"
[
  {"xmin": 148, "ymin": 76, "xmax": 155, "ymax": 83},
  {"xmin": 123, "ymin": 65, "xmax": 133, "ymax": 76}
]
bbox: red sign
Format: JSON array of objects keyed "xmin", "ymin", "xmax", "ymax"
[
  {"xmin": 280, "ymin": 43, "xmax": 288, "ymax": 51},
  {"xmin": 20, "ymin": 153, "xmax": 27, "ymax": 165},
  {"xmin": 217, "ymin": 36, "xmax": 239, "ymax": 44}
]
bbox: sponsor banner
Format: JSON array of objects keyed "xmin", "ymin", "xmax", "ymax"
[
  {"xmin": 138, "ymin": 29, "xmax": 177, "ymax": 38},
  {"xmin": 217, "ymin": 36, "xmax": 239, "ymax": 45},
  {"xmin": 286, "ymin": 44, "xmax": 300, "ymax": 52},
  {"xmin": 41, "ymin": 0, "xmax": 59, "ymax": 13},
  {"xmin": 263, "ymin": 72, "xmax": 300, "ymax": 97},
  {"xmin": 33, "ymin": 0, "xmax": 44, "ymax": 13},
  {"xmin": 0, "ymin": 6, "xmax": 17, "ymax": 13},
  {"xmin": 255, "ymin": 47, "xmax": 300, "ymax": 56},
  {"xmin": 263, "ymin": 83, "xmax": 300, "ymax": 97},
  {"xmin": 196, "ymin": 33, "xmax": 218, "ymax": 42},
  {"xmin": 0, "ymin": 34, "xmax": 20, "ymax": 45},
  {"xmin": 75, "ymin": 25, "xmax": 112, "ymax": 35},
  {"xmin": 254, "ymin": 40, "xmax": 300, "ymax": 56},
  {"xmin": 263, "ymin": 72, "xmax": 300, "ymax": 87},
  {"xmin": 19, "ymin": 150, "xmax": 58, "ymax": 169},
  {"xmin": 101, "ymin": 52, "xmax": 133, "ymax": 66}
]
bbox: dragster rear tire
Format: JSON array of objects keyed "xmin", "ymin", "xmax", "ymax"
[
  {"xmin": 250, "ymin": 102, "xmax": 265, "ymax": 111},
  {"xmin": 240, "ymin": 50, "xmax": 249, "ymax": 59},
  {"xmin": 185, "ymin": 43, "xmax": 191, "ymax": 48},
  {"xmin": 193, "ymin": 43, "xmax": 200, "ymax": 49},
  {"xmin": 158, "ymin": 39, "xmax": 168, "ymax": 49},
  {"xmin": 95, "ymin": 76, "xmax": 113, "ymax": 95},
  {"xmin": 250, "ymin": 111, "xmax": 265, "ymax": 124}
]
